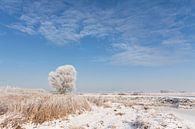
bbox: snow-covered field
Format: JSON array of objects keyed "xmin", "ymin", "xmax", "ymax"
[
  {"xmin": 1, "ymin": 88, "xmax": 195, "ymax": 129},
  {"xmin": 23, "ymin": 93, "xmax": 195, "ymax": 129},
  {"xmin": 23, "ymin": 103, "xmax": 195, "ymax": 129}
]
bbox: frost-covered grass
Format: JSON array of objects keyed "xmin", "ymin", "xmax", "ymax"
[
  {"xmin": 0, "ymin": 87, "xmax": 91, "ymax": 128},
  {"xmin": 1, "ymin": 88, "xmax": 195, "ymax": 129},
  {"xmin": 23, "ymin": 103, "xmax": 195, "ymax": 129}
]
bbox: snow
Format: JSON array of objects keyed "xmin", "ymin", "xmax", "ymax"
[
  {"xmin": 163, "ymin": 108, "xmax": 195, "ymax": 129},
  {"xmin": 23, "ymin": 103, "xmax": 195, "ymax": 129}
]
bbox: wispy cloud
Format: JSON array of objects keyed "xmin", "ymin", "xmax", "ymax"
[
  {"xmin": 7, "ymin": 24, "xmax": 36, "ymax": 35},
  {"xmin": 106, "ymin": 43, "xmax": 192, "ymax": 65},
  {"xmin": 0, "ymin": 0, "xmax": 23, "ymax": 15},
  {"xmin": 0, "ymin": 0, "xmax": 195, "ymax": 65},
  {"xmin": 0, "ymin": 1, "xmax": 119, "ymax": 44}
]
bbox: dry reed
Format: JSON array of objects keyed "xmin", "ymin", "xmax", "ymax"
[{"xmin": 0, "ymin": 87, "xmax": 91, "ymax": 128}]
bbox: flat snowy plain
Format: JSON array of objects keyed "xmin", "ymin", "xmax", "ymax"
[{"xmin": 23, "ymin": 93, "xmax": 195, "ymax": 129}]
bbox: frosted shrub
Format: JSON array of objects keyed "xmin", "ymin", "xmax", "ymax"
[{"xmin": 48, "ymin": 65, "xmax": 77, "ymax": 94}]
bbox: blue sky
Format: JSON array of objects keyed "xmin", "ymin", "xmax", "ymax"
[{"xmin": 0, "ymin": 0, "xmax": 195, "ymax": 92}]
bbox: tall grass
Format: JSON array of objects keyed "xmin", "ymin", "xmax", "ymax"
[{"xmin": 0, "ymin": 87, "xmax": 91, "ymax": 128}]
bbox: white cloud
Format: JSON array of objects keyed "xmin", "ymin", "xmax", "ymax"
[
  {"xmin": 7, "ymin": 24, "xmax": 36, "ymax": 35},
  {"xmin": 38, "ymin": 21, "xmax": 81, "ymax": 44},
  {"xmin": 0, "ymin": 0, "xmax": 23, "ymax": 15},
  {"xmin": 161, "ymin": 38, "xmax": 191, "ymax": 50},
  {"xmin": 0, "ymin": 0, "xmax": 194, "ymax": 65},
  {"xmin": 106, "ymin": 44, "xmax": 186, "ymax": 65}
]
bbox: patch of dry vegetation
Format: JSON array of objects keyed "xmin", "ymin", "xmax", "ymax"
[
  {"xmin": 70, "ymin": 126, "xmax": 86, "ymax": 129},
  {"xmin": 86, "ymin": 94, "xmax": 195, "ymax": 109},
  {"xmin": 0, "ymin": 87, "xmax": 91, "ymax": 128},
  {"xmin": 86, "ymin": 95, "xmax": 134, "ymax": 107}
]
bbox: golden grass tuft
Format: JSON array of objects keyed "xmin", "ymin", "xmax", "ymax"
[
  {"xmin": 22, "ymin": 95, "xmax": 91, "ymax": 124},
  {"xmin": 115, "ymin": 112, "xmax": 125, "ymax": 116},
  {"xmin": 70, "ymin": 126, "xmax": 86, "ymax": 129},
  {"xmin": 0, "ymin": 87, "xmax": 91, "ymax": 128}
]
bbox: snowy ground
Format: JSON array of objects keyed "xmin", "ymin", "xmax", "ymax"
[
  {"xmin": 1, "ymin": 90, "xmax": 195, "ymax": 129},
  {"xmin": 164, "ymin": 108, "xmax": 195, "ymax": 129},
  {"xmin": 23, "ymin": 103, "xmax": 195, "ymax": 129}
]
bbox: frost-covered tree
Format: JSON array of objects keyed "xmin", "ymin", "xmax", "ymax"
[{"xmin": 48, "ymin": 65, "xmax": 77, "ymax": 94}]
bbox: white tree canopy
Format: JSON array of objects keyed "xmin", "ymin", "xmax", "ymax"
[{"xmin": 48, "ymin": 65, "xmax": 77, "ymax": 94}]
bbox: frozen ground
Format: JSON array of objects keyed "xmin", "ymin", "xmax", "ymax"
[
  {"xmin": 23, "ymin": 103, "xmax": 195, "ymax": 129},
  {"xmin": 1, "ymin": 89, "xmax": 195, "ymax": 129},
  {"xmin": 164, "ymin": 108, "xmax": 195, "ymax": 129}
]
